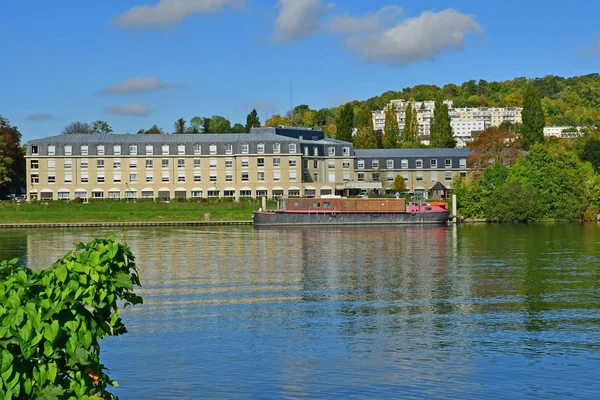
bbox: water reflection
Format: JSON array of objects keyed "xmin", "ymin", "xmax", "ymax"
[{"xmin": 0, "ymin": 224, "xmax": 599, "ymax": 399}]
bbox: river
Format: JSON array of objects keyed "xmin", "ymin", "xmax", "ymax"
[{"xmin": 1, "ymin": 224, "xmax": 599, "ymax": 399}]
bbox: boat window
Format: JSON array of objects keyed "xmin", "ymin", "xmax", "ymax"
[
  {"xmin": 324, "ymin": 202, "xmax": 331, "ymax": 208},
  {"xmin": 425, "ymin": 207, "xmax": 432, "ymax": 211},
  {"xmin": 313, "ymin": 202, "xmax": 320, "ymax": 208}
]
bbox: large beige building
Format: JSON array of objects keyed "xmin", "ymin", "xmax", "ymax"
[{"xmin": 26, "ymin": 127, "xmax": 470, "ymax": 201}]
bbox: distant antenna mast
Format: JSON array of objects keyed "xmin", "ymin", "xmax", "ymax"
[{"xmin": 290, "ymin": 81, "xmax": 293, "ymax": 127}]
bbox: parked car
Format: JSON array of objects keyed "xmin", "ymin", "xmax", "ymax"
[
  {"xmin": 14, "ymin": 195, "xmax": 26, "ymax": 202},
  {"xmin": 359, "ymin": 191, "xmax": 369, "ymax": 198}
]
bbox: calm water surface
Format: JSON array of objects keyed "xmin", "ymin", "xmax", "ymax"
[{"xmin": 1, "ymin": 224, "xmax": 599, "ymax": 399}]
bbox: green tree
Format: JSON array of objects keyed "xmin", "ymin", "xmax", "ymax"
[
  {"xmin": 430, "ymin": 98, "xmax": 455, "ymax": 148},
  {"xmin": 483, "ymin": 182, "xmax": 539, "ymax": 223},
  {"xmin": 402, "ymin": 105, "xmax": 420, "ymax": 148},
  {"xmin": 186, "ymin": 116, "xmax": 203, "ymax": 133},
  {"xmin": 245, "ymin": 109, "xmax": 261, "ymax": 133},
  {"xmin": 352, "ymin": 104, "xmax": 378, "ymax": 149},
  {"xmin": 62, "ymin": 122, "xmax": 93, "ymax": 135},
  {"xmin": 91, "ymin": 120, "xmax": 113, "ymax": 134},
  {"xmin": 0, "ymin": 116, "xmax": 24, "ymax": 197},
  {"xmin": 521, "ymin": 83, "xmax": 545, "ymax": 149},
  {"xmin": 382, "ymin": 103, "xmax": 400, "ymax": 149},
  {"xmin": 231, "ymin": 123, "xmax": 246, "ymax": 133},
  {"xmin": 391, "ymin": 174, "xmax": 406, "ymax": 193},
  {"xmin": 146, "ymin": 125, "xmax": 163, "ymax": 135},
  {"xmin": 336, "ymin": 104, "xmax": 354, "ymax": 143},
  {"xmin": 207, "ymin": 115, "xmax": 231, "ymax": 133},
  {"xmin": 173, "ymin": 118, "xmax": 186, "ymax": 134},
  {"xmin": 580, "ymin": 136, "xmax": 600, "ymax": 173}
]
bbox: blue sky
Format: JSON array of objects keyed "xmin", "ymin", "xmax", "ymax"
[{"xmin": 2, "ymin": 0, "xmax": 599, "ymax": 141}]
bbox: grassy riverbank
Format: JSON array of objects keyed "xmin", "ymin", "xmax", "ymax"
[{"xmin": 0, "ymin": 199, "xmax": 275, "ymax": 223}]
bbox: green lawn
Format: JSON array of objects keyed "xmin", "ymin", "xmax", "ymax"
[{"xmin": 0, "ymin": 199, "xmax": 275, "ymax": 223}]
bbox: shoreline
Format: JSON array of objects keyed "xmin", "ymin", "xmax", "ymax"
[{"xmin": 0, "ymin": 221, "xmax": 253, "ymax": 229}]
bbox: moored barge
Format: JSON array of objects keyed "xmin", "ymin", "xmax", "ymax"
[{"xmin": 253, "ymin": 197, "xmax": 450, "ymax": 226}]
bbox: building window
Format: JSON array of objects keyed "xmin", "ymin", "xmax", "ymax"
[
  {"xmin": 241, "ymin": 143, "xmax": 249, "ymax": 154},
  {"xmin": 241, "ymin": 172, "xmax": 249, "ymax": 181},
  {"xmin": 129, "ymin": 159, "xmax": 137, "ymax": 168},
  {"xmin": 445, "ymin": 171, "xmax": 452, "ymax": 180},
  {"xmin": 445, "ymin": 158, "xmax": 452, "ymax": 168},
  {"xmin": 209, "ymin": 158, "xmax": 217, "ymax": 168},
  {"xmin": 402, "ymin": 172, "xmax": 408, "ymax": 181},
  {"xmin": 64, "ymin": 159, "xmax": 72, "ymax": 169},
  {"xmin": 241, "ymin": 158, "xmax": 249, "ymax": 167},
  {"xmin": 178, "ymin": 144, "xmax": 185, "ymax": 155},
  {"xmin": 273, "ymin": 143, "xmax": 280, "ymax": 154},
  {"xmin": 240, "ymin": 190, "xmax": 251, "ymax": 198},
  {"xmin": 48, "ymin": 145, "xmax": 56, "ymax": 156},
  {"xmin": 125, "ymin": 191, "xmax": 137, "ymax": 199},
  {"xmin": 146, "ymin": 172, "xmax": 153, "ymax": 183},
  {"xmin": 30, "ymin": 160, "xmax": 39, "ymax": 169},
  {"xmin": 289, "ymin": 158, "xmax": 297, "ymax": 167},
  {"xmin": 313, "ymin": 147, "xmax": 319, "ymax": 157},
  {"xmin": 191, "ymin": 190, "xmax": 203, "ymax": 198},
  {"xmin": 57, "ymin": 192, "xmax": 70, "ymax": 200},
  {"xmin": 178, "ymin": 159, "xmax": 185, "ymax": 169},
  {"xmin": 162, "ymin": 159, "xmax": 169, "ymax": 169},
  {"xmin": 81, "ymin": 145, "xmax": 88, "ymax": 156},
  {"xmin": 48, "ymin": 159, "xmax": 56, "ymax": 169},
  {"xmin": 343, "ymin": 160, "xmax": 350, "ymax": 169},
  {"xmin": 430, "ymin": 159, "xmax": 437, "ymax": 168},
  {"xmin": 372, "ymin": 160, "xmax": 379, "ymax": 169},
  {"xmin": 145, "ymin": 145, "xmax": 153, "ymax": 155},
  {"xmin": 416, "ymin": 171, "xmax": 423, "ymax": 181},
  {"xmin": 431, "ymin": 171, "xmax": 438, "ymax": 182},
  {"xmin": 416, "ymin": 159, "xmax": 423, "ymax": 168},
  {"xmin": 342, "ymin": 147, "xmax": 350, "ymax": 156},
  {"xmin": 193, "ymin": 144, "xmax": 201, "ymax": 155},
  {"xmin": 31, "ymin": 174, "xmax": 39, "ymax": 184},
  {"xmin": 225, "ymin": 173, "xmax": 233, "ymax": 182},
  {"xmin": 129, "ymin": 173, "xmax": 137, "ymax": 183},
  {"xmin": 257, "ymin": 190, "xmax": 267, "ymax": 198},
  {"xmin": 224, "ymin": 190, "xmax": 235, "ymax": 198},
  {"xmin": 113, "ymin": 159, "xmax": 121, "ymax": 169},
  {"xmin": 64, "ymin": 173, "xmax": 72, "ymax": 183},
  {"xmin": 303, "ymin": 160, "xmax": 308, "ymax": 168},
  {"xmin": 225, "ymin": 144, "xmax": 233, "ymax": 155},
  {"xmin": 209, "ymin": 173, "xmax": 217, "ymax": 182},
  {"xmin": 162, "ymin": 172, "xmax": 169, "ymax": 183},
  {"xmin": 387, "ymin": 172, "xmax": 394, "ymax": 181},
  {"xmin": 288, "ymin": 189, "xmax": 300, "ymax": 196},
  {"xmin": 289, "ymin": 171, "xmax": 297, "ymax": 181},
  {"xmin": 113, "ymin": 145, "xmax": 121, "ymax": 155},
  {"xmin": 372, "ymin": 173, "xmax": 379, "ymax": 182},
  {"xmin": 273, "ymin": 171, "xmax": 280, "ymax": 181},
  {"xmin": 357, "ymin": 160, "xmax": 364, "ymax": 169},
  {"xmin": 289, "ymin": 143, "xmax": 296, "ymax": 153},
  {"xmin": 97, "ymin": 159, "xmax": 104, "ymax": 169},
  {"xmin": 257, "ymin": 143, "xmax": 265, "ymax": 154},
  {"xmin": 64, "ymin": 145, "xmax": 72, "ymax": 156},
  {"xmin": 357, "ymin": 173, "xmax": 364, "ymax": 182},
  {"xmin": 257, "ymin": 172, "xmax": 265, "ymax": 181},
  {"xmin": 97, "ymin": 145, "xmax": 105, "ymax": 155},
  {"xmin": 207, "ymin": 190, "xmax": 219, "ymax": 198},
  {"xmin": 141, "ymin": 190, "xmax": 154, "ymax": 199},
  {"xmin": 401, "ymin": 159, "xmax": 408, "ymax": 169},
  {"xmin": 194, "ymin": 159, "xmax": 201, "ymax": 168},
  {"xmin": 328, "ymin": 160, "xmax": 335, "ymax": 169},
  {"xmin": 178, "ymin": 172, "xmax": 185, "ymax": 183},
  {"xmin": 75, "ymin": 191, "xmax": 87, "ymax": 199},
  {"xmin": 80, "ymin": 173, "xmax": 88, "ymax": 183},
  {"xmin": 146, "ymin": 159, "xmax": 153, "ymax": 168},
  {"xmin": 460, "ymin": 171, "xmax": 467, "ymax": 178},
  {"xmin": 81, "ymin": 159, "xmax": 89, "ymax": 169},
  {"xmin": 97, "ymin": 173, "xmax": 105, "ymax": 183},
  {"xmin": 328, "ymin": 147, "xmax": 335, "ymax": 156},
  {"xmin": 387, "ymin": 159, "xmax": 394, "ymax": 169},
  {"xmin": 343, "ymin": 172, "xmax": 350, "ymax": 182},
  {"xmin": 257, "ymin": 158, "xmax": 265, "ymax": 167},
  {"xmin": 209, "ymin": 144, "xmax": 217, "ymax": 155},
  {"xmin": 162, "ymin": 145, "xmax": 169, "ymax": 155},
  {"xmin": 92, "ymin": 192, "xmax": 104, "ymax": 199},
  {"xmin": 193, "ymin": 173, "xmax": 201, "ymax": 182},
  {"xmin": 225, "ymin": 159, "xmax": 233, "ymax": 168},
  {"xmin": 273, "ymin": 157, "xmax": 280, "ymax": 167},
  {"xmin": 113, "ymin": 172, "xmax": 122, "ymax": 183},
  {"xmin": 313, "ymin": 160, "xmax": 318, "ymax": 169},
  {"xmin": 129, "ymin": 145, "xmax": 137, "ymax": 155},
  {"xmin": 459, "ymin": 158, "xmax": 467, "ymax": 168},
  {"xmin": 31, "ymin": 146, "xmax": 39, "ymax": 155}
]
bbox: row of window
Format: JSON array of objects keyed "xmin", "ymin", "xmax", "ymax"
[
  {"xmin": 357, "ymin": 158, "xmax": 467, "ymax": 170},
  {"xmin": 33, "ymin": 170, "xmax": 301, "ymax": 185},
  {"xmin": 35, "ymin": 157, "xmax": 300, "ymax": 170},
  {"xmin": 357, "ymin": 171, "xmax": 461, "ymax": 182},
  {"xmin": 35, "ymin": 143, "xmax": 305, "ymax": 156}
]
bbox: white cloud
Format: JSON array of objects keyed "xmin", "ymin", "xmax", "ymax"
[
  {"xmin": 338, "ymin": 9, "xmax": 483, "ymax": 66},
  {"xmin": 273, "ymin": 0, "xmax": 335, "ymax": 44},
  {"xmin": 105, "ymin": 104, "xmax": 150, "ymax": 116},
  {"xmin": 100, "ymin": 77, "xmax": 181, "ymax": 94},
  {"xmin": 26, "ymin": 113, "xmax": 54, "ymax": 121},
  {"xmin": 111, "ymin": 0, "xmax": 242, "ymax": 29},
  {"xmin": 328, "ymin": 6, "xmax": 403, "ymax": 35}
]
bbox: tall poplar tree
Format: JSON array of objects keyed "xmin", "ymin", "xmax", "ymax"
[
  {"xmin": 402, "ymin": 105, "xmax": 420, "ymax": 148},
  {"xmin": 353, "ymin": 103, "xmax": 378, "ymax": 149},
  {"xmin": 521, "ymin": 83, "xmax": 545, "ymax": 149},
  {"xmin": 245, "ymin": 109, "xmax": 261, "ymax": 133},
  {"xmin": 337, "ymin": 103, "xmax": 354, "ymax": 143},
  {"xmin": 430, "ymin": 97, "xmax": 456, "ymax": 148},
  {"xmin": 382, "ymin": 103, "xmax": 400, "ymax": 148}
]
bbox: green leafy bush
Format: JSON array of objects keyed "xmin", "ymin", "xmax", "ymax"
[{"xmin": 0, "ymin": 236, "xmax": 143, "ymax": 399}]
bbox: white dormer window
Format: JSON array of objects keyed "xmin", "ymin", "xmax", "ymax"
[
  {"xmin": 416, "ymin": 159, "xmax": 423, "ymax": 168},
  {"xmin": 193, "ymin": 144, "xmax": 201, "ymax": 155},
  {"xmin": 459, "ymin": 158, "xmax": 467, "ymax": 168},
  {"xmin": 387, "ymin": 159, "xmax": 394, "ymax": 169},
  {"xmin": 161, "ymin": 145, "xmax": 169, "ymax": 155},
  {"xmin": 64, "ymin": 145, "xmax": 72, "ymax": 156},
  {"xmin": 209, "ymin": 144, "xmax": 217, "ymax": 155},
  {"xmin": 129, "ymin": 145, "xmax": 137, "ymax": 155},
  {"xmin": 81, "ymin": 145, "xmax": 88, "ymax": 156},
  {"xmin": 97, "ymin": 145, "xmax": 104, "ymax": 155},
  {"xmin": 445, "ymin": 158, "xmax": 452, "ymax": 168},
  {"xmin": 372, "ymin": 160, "xmax": 379, "ymax": 169},
  {"xmin": 241, "ymin": 143, "xmax": 249, "ymax": 154},
  {"xmin": 273, "ymin": 143, "xmax": 280, "ymax": 154},
  {"xmin": 178, "ymin": 144, "xmax": 185, "ymax": 155},
  {"xmin": 113, "ymin": 145, "xmax": 121, "ymax": 155},
  {"xmin": 430, "ymin": 159, "xmax": 437, "ymax": 168},
  {"xmin": 401, "ymin": 159, "xmax": 408, "ymax": 169},
  {"xmin": 289, "ymin": 143, "xmax": 296, "ymax": 153},
  {"xmin": 342, "ymin": 147, "xmax": 350, "ymax": 156},
  {"xmin": 48, "ymin": 145, "xmax": 56, "ymax": 156},
  {"xmin": 313, "ymin": 147, "xmax": 318, "ymax": 156},
  {"xmin": 304, "ymin": 147, "xmax": 309, "ymax": 156},
  {"xmin": 257, "ymin": 143, "xmax": 265, "ymax": 154},
  {"xmin": 328, "ymin": 147, "xmax": 335, "ymax": 156},
  {"xmin": 357, "ymin": 160, "xmax": 365, "ymax": 169},
  {"xmin": 145, "ymin": 145, "xmax": 153, "ymax": 155},
  {"xmin": 225, "ymin": 144, "xmax": 233, "ymax": 154}
]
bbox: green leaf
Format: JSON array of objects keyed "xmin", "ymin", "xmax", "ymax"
[
  {"xmin": 73, "ymin": 347, "xmax": 91, "ymax": 366},
  {"xmin": 18, "ymin": 320, "xmax": 33, "ymax": 342},
  {"xmin": 7, "ymin": 258, "xmax": 19, "ymax": 266},
  {"xmin": 0, "ymin": 364, "xmax": 12, "ymax": 382},
  {"xmin": 46, "ymin": 362, "xmax": 57, "ymax": 384},
  {"xmin": 13, "ymin": 307, "xmax": 24, "ymax": 327},
  {"xmin": 35, "ymin": 384, "xmax": 65, "ymax": 400},
  {"xmin": 114, "ymin": 272, "xmax": 133, "ymax": 290},
  {"xmin": 43, "ymin": 320, "xmax": 60, "ymax": 343},
  {"xmin": 54, "ymin": 264, "xmax": 67, "ymax": 283},
  {"xmin": 0, "ymin": 350, "xmax": 13, "ymax": 374}
]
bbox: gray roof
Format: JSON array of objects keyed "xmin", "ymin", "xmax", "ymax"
[{"xmin": 354, "ymin": 148, "xmax": 471, "ymax": 158}]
